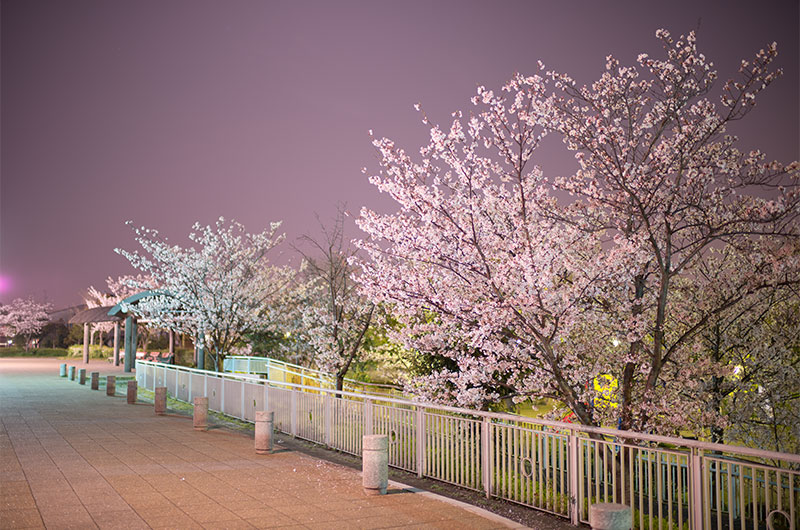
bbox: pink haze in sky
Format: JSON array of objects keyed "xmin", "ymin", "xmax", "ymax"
[{"xmin": 1, "ymin": 0, "xmax": 798, "ymax": 308}]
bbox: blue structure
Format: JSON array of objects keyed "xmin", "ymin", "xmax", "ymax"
[{"xmin": 108, "ymin": 291, "xmax": 158, "ymax": 373}]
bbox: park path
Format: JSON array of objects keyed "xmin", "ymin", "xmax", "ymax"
[{"xmin": 0, "ymin": 358, "xmax": 526, "ymax": 529}]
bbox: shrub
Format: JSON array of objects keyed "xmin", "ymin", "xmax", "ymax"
[{"xmin": 67, "ymin": 345, "xmax": 113, "ymax": 359}]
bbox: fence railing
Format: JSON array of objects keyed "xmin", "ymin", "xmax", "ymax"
[
  {"xmin": 136, "ymin": 360, "xmax": 800, "ymax": 530},
  {"xmin": 222, "ymin": 355, "xmax": 406, "ymax": 399}
]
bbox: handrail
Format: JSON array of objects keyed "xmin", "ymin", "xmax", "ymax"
[
  {"xmin": 224, "ymin": 355, "xmax": 404, "ymax": 392},
  {"xmin": 136, "ymin": 360, "xmax": 800, "ymax": 465},
  {"xmin": 225, "ymin": 355, "xmax": 402, "ymax": 390}
]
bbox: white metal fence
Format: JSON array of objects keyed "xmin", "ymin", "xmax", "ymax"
[
  {"xmin": 222, "ymin": 355, "xmax": 405, "ymax": 398},
  {"xmin": 136, "ymin": 360, "xmax": 800, "ymax": 530}
]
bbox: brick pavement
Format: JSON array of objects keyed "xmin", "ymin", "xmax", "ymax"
[{"xmin": 0, "ymin": 358, "xmax": 526, "ymax": 529}]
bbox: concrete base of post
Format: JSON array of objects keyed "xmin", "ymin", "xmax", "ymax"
[
  {"xmin": 68, "ymin": 366, "xmax": 75, "ymax": 380},
  {"xmin": 78, "ymin": 369, "xmax": 86, "ymax": 385},
  {"xmin": 589, "ymin": 503, "xmax": 632, "ymax": 530},
  {"xmin": 127, "ymin": 381, "xmax": 138, "ymax": 404},
  {"xmin": 255, "ymin": 411, "xmax": 274, "ymax": 454},
  {"xmin": 193, "ymin": 397, "xmax": 208, "ymax": 430},
  {"xmin": 106, "ymin": 375, "xmax": 116, "ymax": 396},
  {"xmin": 59, "ymin": 364, "xmax": 67, "ymax": 377},
  {"xmin": 90, "ymin": 372, "xmax": 100, "ymax": 390},
  {"xmin": 154, "ymin": 387, "xmax": 167, "ymax": 415},
  {"xmin": 362, "ymin": 434, "xmax": 388, "ymax": 496}
]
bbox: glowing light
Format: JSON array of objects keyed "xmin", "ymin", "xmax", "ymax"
[{"xmin": 0, "ymin": 275, "xmax": 10, "ymax": 293}]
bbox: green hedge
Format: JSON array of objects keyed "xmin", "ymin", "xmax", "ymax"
[
  {"xmin": 0, "ymin": 347, "xmax": 69, "ymax": 358},
  {"xmin": 66, "ymin": 345, "xmax": 113, "ymax": 359}
]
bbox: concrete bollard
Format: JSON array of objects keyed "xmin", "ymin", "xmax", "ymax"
[
  {"xmin": 68, "ymin": 366, "xmax": 76, "ymax": 380},
  {"xmin": 59, "ymin": 363, "xmax": 67, "ymax": 377},
  {"xmin": 127, "ymin": 381, "xmax": 138, "ymax": 404},
  {"xmin": 90, "ymin": 372, "xmax": 100, "ymax": 390},
  {"xmin": 589, "ymin": 503, "xmax": 632, "ymax": 530},
  {"xmin": 362, "ymin": 434, "xmax": 388, "ymax": 496},
  {"xmin": 255, "ymin": 411, "xmax": 274, "ymax": 454},
  {"xmin": 154, "ymin": 387, "xmax": 167, "ymax": 415},
  {"xmin": 106, "ymin": 376, "xmax": 116, "ymax": 396},
  {"xmin": 193, "ymin": 397, "xmax": 208, "ymax": 431},
  {"xmin": 78, "ymin": 368, "xmax": 86, "ymax": 385}
]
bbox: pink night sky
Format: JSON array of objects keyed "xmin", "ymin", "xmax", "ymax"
[{"xmin": 1, "ymin": 0, "xmax": 798, "ymax": 309}]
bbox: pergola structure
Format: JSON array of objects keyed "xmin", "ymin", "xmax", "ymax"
[
  {"xmin": 68, "ymin": 307, "xmax": 123, "ymax": 365},
  {"xmin": 107, "ymin": 291, "xmax": 177, "ymax": 373}
]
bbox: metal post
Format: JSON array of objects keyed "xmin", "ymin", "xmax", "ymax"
[
  {"xmin": 482, "ymin": 417, "xmax": 492, "ymax": 499},
  {"xmin": 569, "ymin": 432, "xmax": 580, "ymax": 525},
  {"xmin": 690, "ymin": 448, "xmax": 704, "ymax": 530},
  {"xmin": 324, "ymin": 393, "xmax": 333, "ymax": 447},
  {"xmin": 415, "ymin": 406, "xmax": 425, "ymax": 478},
  {"xmin": 290, "ymin": 391, "xmax": 298, "ymax": 437},
  {"xmin": 221, "ymin": 376, "xmax": 226, "ymax": 413},
  {"xmin": 241, "ymin": 379, "xmax": 246, "ymax": 420},
  {"xmin": 365, "ymin": 399, "xmax": 374, "ymax": 436}
]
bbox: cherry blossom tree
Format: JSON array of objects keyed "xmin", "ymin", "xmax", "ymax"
[
  {"xmin": 294, "ymin": 209, "xmax": 375, "ymax": 390},
  {"xmin": 356, "ymin": 29, "xmax": 800, "ymax": 434},
  {"xmin": 542, "ymin": 29, "xmax": 800, "ymax": 432},
  {"xmin": 116, "ymin": 217, "xmax": 295, "ymax": 371},
  {"xmin": 357, "ymin": 73, "xmax": 610, "ymax": 419},
  {"xmin": 83, "ymin": 285, "xmax": 115, "ymax": 344},
  {"xmin": 84, "ymin": 274, "xmax": 157, "ymax": 346},
  {"xmin": 681, "ymin": 248, "xmax": 800, "ymax": 451},
  {"xmin": 0, "ymin": 298, "xmax": 52, "ymax": 350}
]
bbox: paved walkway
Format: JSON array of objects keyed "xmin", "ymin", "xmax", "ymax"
[{"xmin": 0, "ymin": 358, "xmax": 525, "ymax": 529}]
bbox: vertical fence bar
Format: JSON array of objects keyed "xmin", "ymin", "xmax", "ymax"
[
  {"xmin": 364, "ymin": 399, "xmax": 374, "ymax": 437},
  {"xmin": 569, "ymin": 433, "xmax": 579, "ymax": 525},
  {"xmin": 241, "ymin": 379, "xmax": 245, "ymax": 419},
  {"xmin": 324, "ymin": 393, "xmax": 332, "ymax": 447},
  {"xmin": 221, "ymin": 375, "xmax": 226, "ymax": 413},
  {"xmin": 416, "ymin": 407, "xmax": 425, "ymax": 478},
  {"xmin": 691, "ymin": 448, "xmax": 704, "ymax": 530},
  {"xmin": 290, "ymin": 390, "xmax": 298, "ymax": 437},
  {"xmin": 482, "ymin": 417, "xmax": 491, "ymax": 499}
]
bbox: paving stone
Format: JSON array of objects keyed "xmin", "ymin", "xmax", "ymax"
[{"xmin": 1, "ymin": 358, "xmax": 529, "ymax": 529}]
